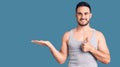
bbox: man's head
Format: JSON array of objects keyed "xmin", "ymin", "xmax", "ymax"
[{"xmin": 75, "ymin": 1, "xmax": 92, "ymax": 26}]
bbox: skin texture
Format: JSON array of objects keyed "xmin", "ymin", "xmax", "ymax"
[{"xmin": 32, "ymin": 6, "xmax": 111, "ymax": 64}]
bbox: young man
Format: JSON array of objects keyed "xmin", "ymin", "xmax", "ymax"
[{"xmin": 32, "ymin": 1, "xmax": 111, "ymax": 67}]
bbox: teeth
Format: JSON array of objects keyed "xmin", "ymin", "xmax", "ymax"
[{"xmin": 80, "ymin": 20, "xmax": 86, "ymax": 22}]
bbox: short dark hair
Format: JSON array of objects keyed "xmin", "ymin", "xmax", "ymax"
[{"xmin": 76, "ymin": 1, "xmax": 91, "ymax": 13}]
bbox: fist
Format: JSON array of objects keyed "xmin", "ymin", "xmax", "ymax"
[{"xmin": 81, "ymin": 38, "xmax": 94, "ymax": 52}]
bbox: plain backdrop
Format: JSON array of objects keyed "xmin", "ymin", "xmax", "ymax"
[{"xmin": 0, "ymin": 0, "xmax": 119, "ymax": 67}]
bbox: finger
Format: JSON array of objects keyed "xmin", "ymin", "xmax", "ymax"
[
  {"xmin": 84, "ymin": 37, "xmax": 89, "ymax": 43},
  {"xmin": 86, "ymin": 37, "xmax": 89, "ymax": 42},
  {"xmin": 31, "ymin": 40, "xmax": 39, "ymax": 42},
  {"xmin": 31, "ymin": 40, "xmax": 44, "ymax": 45},
  {"xmin": 32, "ymin": 40, "xmax": 44, "ymax": 42}
]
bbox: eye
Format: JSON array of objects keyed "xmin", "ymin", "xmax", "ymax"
[
  {"xmin": 85, "ymin": 12, "xmax": 89, "ymax": 15},
  {"xmin": 77, "ymin": 12, "xmax": 82, "ymax": 15}
]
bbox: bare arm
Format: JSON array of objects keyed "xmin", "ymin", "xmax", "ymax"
[
  {"xmin": 81, "ymin": 31, "xmax": 111, "ymax": 64},
  {"xmin": 90, "ymin": 31, "xmax": 111, "ymax": 64},
  {"xmin": 32, "ymin": 32, "xmax": 69, "ymax": 64}
]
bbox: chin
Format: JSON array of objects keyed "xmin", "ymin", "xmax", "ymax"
[{"xmin": 78, "ymin": 22, "xmax": 89, "ymax": 26}]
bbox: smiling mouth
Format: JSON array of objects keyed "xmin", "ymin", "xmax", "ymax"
[{"xmin": 80, "ymin": 20, "xmax": 86, "ymax": 23}]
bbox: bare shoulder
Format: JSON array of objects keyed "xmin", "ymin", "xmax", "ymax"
[
  {"xmin": 95, "ymin": 30, "xmax": 105, "ymax": 39},
  {"xmin": 95, "ymin": 30, "xmax": 107, "ymax": 49},
  {"xmin": 63, "ymin": 31, "xmax": 70, "ymax": 40}
]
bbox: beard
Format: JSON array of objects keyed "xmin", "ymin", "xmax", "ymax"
[{"xmin": 77, "ymin": 19, "xmax": 89, "ymax": 26}]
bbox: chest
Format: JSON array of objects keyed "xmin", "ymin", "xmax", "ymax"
[
  {"xmin": 73, "ymin": 31, "xmax": 93, "ymax": 42},
  {"xmin": 68, "ymin": 31, "xmax": 98, "ymax": 50}
]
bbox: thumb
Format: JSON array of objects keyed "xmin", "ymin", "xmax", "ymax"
[{"xmin": 84, "ymin": 37, "xmax": 88, "ymax": 43}]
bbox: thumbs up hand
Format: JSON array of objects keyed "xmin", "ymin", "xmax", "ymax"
[{"xmin": 81, "ymin": 38, "xmax": 94, "ymax": 52}]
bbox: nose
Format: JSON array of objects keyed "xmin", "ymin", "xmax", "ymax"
[{"xmin": 81, "ymin": 14, "xmax": 85, "ymax": 19}]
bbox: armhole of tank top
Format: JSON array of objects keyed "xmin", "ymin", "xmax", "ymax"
[
  {"xmin": 89, "ymin": 29, "xmax": 95, "ymax": 41},
  {"xmin": 93, "ymin": 29, "xmax": 98, "ymax": 49},
  {"xmin": 92, "ymin": 29, "xmax": 96, "ymax": 37},
  {"xmin": 68, "ymin": 29, "xmax": 73, "ymax": 45}
]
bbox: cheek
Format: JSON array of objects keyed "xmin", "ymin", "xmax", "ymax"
[
  {"xmin": 76, "ymin": 15, "xmax": 81, "ymax": 18},
  {"xmin": 87, "ymin": 17, "xmax": 90, "ymax": 19},
  {"xmin": 76, "ymin": 16, "xmax": 81, "ymax": 20}
]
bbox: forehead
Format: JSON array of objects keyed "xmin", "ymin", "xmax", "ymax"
[{"xmin": 77, "ymin": 6, "xmax": 90, "ymax": 13}]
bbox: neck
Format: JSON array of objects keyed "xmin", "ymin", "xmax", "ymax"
[{"xmin": 76, "ymin": 24, "xmax": 92, "ymax": 32}]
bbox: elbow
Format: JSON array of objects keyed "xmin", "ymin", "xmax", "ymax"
[
  {"xmin": 59, "ymin": 62, "xmax": 64, "ymax": 64},
  {"xmin": 58, "ymin": 58, "xmax": 66, "ymax": 64},
  {"xmin": 104, "ymin": 57, "xmax": 111, "ymax": 64},
  {"xmin": 58, "ymin": 60, "xmax": 65, "ymax": 64},
  {"xmin": 57, "ymin": 54, "xmax": 67, "ymax": 64},
  {"xmin": 105, "ymin": 58, "xmax": 111, "ymax": 64}
]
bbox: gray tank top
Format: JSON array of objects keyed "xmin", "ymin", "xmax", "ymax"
[{"xmin": 68, "ymin": 29, "xmax": 98, "ymax": 67}]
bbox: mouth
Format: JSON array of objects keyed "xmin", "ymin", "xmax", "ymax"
[{"xmin": 80, "ymin": 19, "xmax": 86, "ymax": 23}]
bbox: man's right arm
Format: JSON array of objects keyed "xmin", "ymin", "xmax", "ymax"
[
  {"xmin": 32, "ymin": 32, "xmax": 70, "ymax": 64},
  {"xmin": 47, "ymin": 32, "xmax": 69, "ymax": 64}
]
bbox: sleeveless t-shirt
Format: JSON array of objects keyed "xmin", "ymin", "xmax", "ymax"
[{"xmin": 68, "ymin": 29, "xmax": 98, "ymax": 67}]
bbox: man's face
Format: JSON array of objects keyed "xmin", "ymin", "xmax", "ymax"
[{"xmin": 76, "ymin": 6, "xmax": 92, "ymax": 26}]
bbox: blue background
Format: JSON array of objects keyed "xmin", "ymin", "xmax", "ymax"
[{"xmin": 0, "ymin": 0, "xmax": 119, "ymax": 67}]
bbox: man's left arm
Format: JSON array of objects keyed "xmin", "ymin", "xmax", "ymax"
[
  {"xmin": 90, "ymin": 31, "xmax": 111, "ymax": 64},
  {"xmin": 81, "ymin": 31, "xmax": 111, "ymax": 64}
]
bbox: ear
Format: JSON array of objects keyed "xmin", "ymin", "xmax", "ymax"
[
  {"xmin": 90, "ymin": 13, "xmax": 92, "ymax": 19},
  {"xmin": 75, "ymin": 13, "xmax": 77, "ymax": 18}
]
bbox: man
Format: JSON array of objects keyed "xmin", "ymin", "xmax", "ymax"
[{"xmin": 32, "ymin": 1, "xmax": 111, "ymax": 67}]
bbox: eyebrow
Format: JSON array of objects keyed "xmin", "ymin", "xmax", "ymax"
[{"xmin": 77, "ymin": 12, "xmax": 89, "ymax": 14}]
